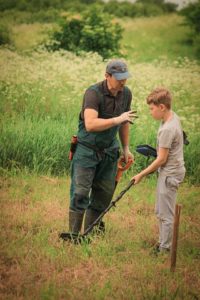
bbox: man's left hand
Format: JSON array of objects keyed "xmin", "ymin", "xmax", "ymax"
[{"xmin": 122, "ymin": 145, "xmax": 134, "ymax": 163}]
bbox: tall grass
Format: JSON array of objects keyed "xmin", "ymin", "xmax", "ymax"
[
  {"xmin": 0, "ymin": 15, "xmax": 200, "ymax": 183},
  {"xmin": 0, "ymin": 118, "xmax": 72, "ymax": 175},
  {"xmin": 121, "ymin": 14, "xmax": 197, "ymax": 62},
  {"xmin": 0, "ymin": 47, "xmax": 199, "ymax": 182}
]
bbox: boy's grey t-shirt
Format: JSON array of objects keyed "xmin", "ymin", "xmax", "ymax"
[{"xmin": 157, "ymin": 112, "xmax": 185, "ymax": 176}]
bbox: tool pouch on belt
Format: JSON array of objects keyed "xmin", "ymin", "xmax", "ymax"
[
  {"xmin": 78, "ymin": 139, "xmax": 120, "ymax": 161},
  {"xmin": 68, "ymin": 135, "xmax": 78, "ymax": 161}
]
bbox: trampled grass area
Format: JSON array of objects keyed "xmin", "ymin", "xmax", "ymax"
[{"xmin": 0, "ymin": 172, "xmax": 199, "ymax": 299}]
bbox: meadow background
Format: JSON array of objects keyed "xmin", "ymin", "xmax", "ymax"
[{"xmin": 0, "ymin": 1, "xmax": 200, "ymax": 299}]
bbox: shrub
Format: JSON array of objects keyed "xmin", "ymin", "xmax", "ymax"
[
  {"xmin": 103, "ymin": 1, "xmax": 138, "ymax": 18},
  {"xmin": 103, "ymin": 0, "xmax": 176, "ymax": 18},
  {"xmin": 0, "ymin": 0, "xmax": 17, "ymax": 11},
  {"xmin": 134, "ymin": 2, "xmax": 163, "ymax": 17},
  {"xmin": 180, "ymin": 0, "xmax": 200, "ymax": 34},
  {"xmin": 0, "ymin": 0, "xmax": 177, "ymax": 17},
  {"xmin": 47, "ymin": 9, "xmax": 123, "ymax": 59},
  {"xmin": 136, "ymin": 0, "xmax": 177, "ymax": 15},
  {"xmin": 0, "ymin": 24, "xmax": 12, "ymax": 46},
  {"xmin": 0, "ymin": 0, "xmax": 100, "ymax": 12},
  {"xmin": 193, "ymin": 34, "xmax": 200, "ymax": 59},
  {"xmin": 180, "ymin": 0, "xmax": 200, "ymax": 59},
  {"xmin": 49, "ymin": 18, "xmax": 84, "ymax": 52},
  {"xmin": 80, "ymin": 11, "xmax": 123, "ymax": 58}
]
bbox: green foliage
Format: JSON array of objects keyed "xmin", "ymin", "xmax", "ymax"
[
  {"xmin": 0, "ymin": 0, "xmax": 177, "ymax": 18},
  {"xmin": 79, "ymin": 11, "xmax": 123, "ymax": 58},
  {"xmin": 0, "ymin": 0, "xmax": 17, "ymax": 11},
  {"xmin": 180, "ymin": 0, "xmax": 200, "ymax": 59},
  {"xmin": 103, "ymin": 1, "xmax": 138, "ymax": 18},
  {"xmin": 0, "ymin": 0, "xmax": 63, "ymax": 12},
  {"xmin": 0, "ymin": 24, "xmax": 12, "ymax": 45},
  {"xmin": 184, "ymin": 133, "xmax": 200, "ymax": 185},
  {"xmin": 0, "ymin": 9, "xmax": 60, "ymax": 24},
  {"xmin": 0, "ymin": 15, "xmax": 199, "ymax": 181},
  {"xmin": 134, "ymin": 2, "xmax": 163, "ymax": 17},
  {"xmin": 0, "ymin": 118, "xmax": 70, "ymax": 175},
  {"xmin": 27, "ymin": 8, "xmax": 61, "ymax": 23},
  {"xmin": 103, "ymin": 0, "xmax": 177, "ymax": 18},
  {"xmin": 137, "ymin": 0, "xmax": 177, "ymax": 15},
  {"xmin": 50, "ymin": 18, "xmax": 84, "ymax": 52},
  {"xmin": 48, "ymin": 10, "xmax": 123, "ymax": 58},
  {"xmin": 193, "ymin": 34, "xmax": 200, "ymax": 58},
  {"xmin": 180, "ymin": 0, "xmax": 200, "ymax": 33},
  {"xmin": 0, "ymin": 0, "xmax": 100, "ymax": 12}
]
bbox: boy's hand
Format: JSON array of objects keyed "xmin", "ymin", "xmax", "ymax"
[{"xmin": 132, "ymin": 173, "xmax": 144, "ymax": 184}]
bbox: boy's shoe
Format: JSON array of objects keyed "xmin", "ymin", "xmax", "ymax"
[
  {"xmin": 150, "ymin": 242, "xmax": 161, "ymax": 256},
  {"xmin": 159, "ymin": 247, "xmax": 170, "ymax": 254},
  {"xmin": 150, "ymin": 243, "xmax": 170, "ymax": 256}
]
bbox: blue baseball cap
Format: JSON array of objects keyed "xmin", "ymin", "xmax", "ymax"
[{"xmin": 106, "ymin": 59, "xmax": 132, "ymax": 80}]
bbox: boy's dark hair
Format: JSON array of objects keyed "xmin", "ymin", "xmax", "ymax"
[{"xmin": 146, "ymin": 87, "xmax": 172, "ymax": 109}]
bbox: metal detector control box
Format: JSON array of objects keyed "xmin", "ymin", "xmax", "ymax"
[{"xmin": 136, "ymin": 144, "xmax": 157, "ymax": 158}]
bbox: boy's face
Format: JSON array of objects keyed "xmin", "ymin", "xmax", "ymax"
[{"xmin": 149, "ymin": 103, "xmax": 165, "ymax": 120}]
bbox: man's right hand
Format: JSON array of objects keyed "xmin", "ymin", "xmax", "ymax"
[{"xmin": 113, "ymin": 110, "xmax": 138, "ymax": 125}]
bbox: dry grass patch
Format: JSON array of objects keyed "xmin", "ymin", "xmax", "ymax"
[{"xmin": 0, "ymin": 173, "xmax": 200, "ymax": 299}]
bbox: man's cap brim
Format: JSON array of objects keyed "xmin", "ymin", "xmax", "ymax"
[{"xmin": 112, "ymin": 72, "xmax": 132, "ymax": 80}]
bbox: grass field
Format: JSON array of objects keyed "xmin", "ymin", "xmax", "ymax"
[
  {"xmin": 121, "ymin": 14, "xmax": 197, "ymax": 62},
  {"xmin": 0, "ymin": 172, "xmax": 200, "ymax": 299},
  {"xmin": 0, "ymin": 12, "xmax": 200, "ymax": 300}
]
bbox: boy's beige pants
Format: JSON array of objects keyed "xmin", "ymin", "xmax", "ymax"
[{"xmin": 155, "ymin": 172, "xmax": 185, "ymax": 250}]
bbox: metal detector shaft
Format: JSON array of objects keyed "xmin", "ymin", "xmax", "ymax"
[{"xmin": 83, "ymin": 179, "xmax": 135, "ymax": 236}]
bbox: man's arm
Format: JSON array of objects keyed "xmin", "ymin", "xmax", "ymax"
[
  {"xmin": 119, "ymin": 122, "xmax": 129, "ymax": 146},
  {"xmin": 132, "ymin": 147, "xmax": 169, "ymax": 184},
  {"xmin": 119, "ymin": 122, "xmax": 134, "ymax": 162},
  {"xmin": 84, "ymin": 109, "xmax": 115, "ymax": 132},
  {"xmin": 84, "ymin": 108, "xmax": 136, "ymax": 132}
]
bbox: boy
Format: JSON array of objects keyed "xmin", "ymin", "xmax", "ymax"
[{"xmin": 132, "ymin": 87, "xmax": 185, "ymax": 253}]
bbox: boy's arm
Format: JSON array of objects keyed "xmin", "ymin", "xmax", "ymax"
[{"xmin": 132, "ymin": 147, "xmax": 169, "ymax": 184}]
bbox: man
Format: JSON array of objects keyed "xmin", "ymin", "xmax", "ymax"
[{"xmin": 69, "ymin": 59, "xmax": 136, "ymax": 235}]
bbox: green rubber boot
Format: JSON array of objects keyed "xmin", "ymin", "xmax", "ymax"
[
  {"xmin": 84, "ymin": 209, "xmax": 105, "ymax": 234},
  {"xmin": 69, "ymin": 210, "xmax": 84, "ymax": 234}
]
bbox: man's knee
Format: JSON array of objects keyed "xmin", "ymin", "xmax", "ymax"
[{"xmin": 71, "ymin": 192, "xmax": 88, "ymax": 211}]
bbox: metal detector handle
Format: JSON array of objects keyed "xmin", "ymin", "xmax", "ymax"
[
  {"xmin": 113, "ymin": 179, "xmax": 135, "ymax": 205},
  {"xmin": 115, "ymin": 157, "xmax": 134, "ymax": 185}
]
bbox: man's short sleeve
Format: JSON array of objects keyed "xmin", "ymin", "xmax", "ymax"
[
  {"xmin": 83, "ymin": 89, "xmax": 101, "ymax": 112},
  {"xmin": 80, "ymin": 89, "xmax": 101, "ymax": 119},
  {"xmin": 158, "ymin": 128, "xmax": 174, "ymax": 149}
]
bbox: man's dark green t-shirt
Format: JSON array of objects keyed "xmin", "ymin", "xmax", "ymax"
[{"xmin": 80, "ymin": 80, "xmax": 132, "ymax": 120}]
